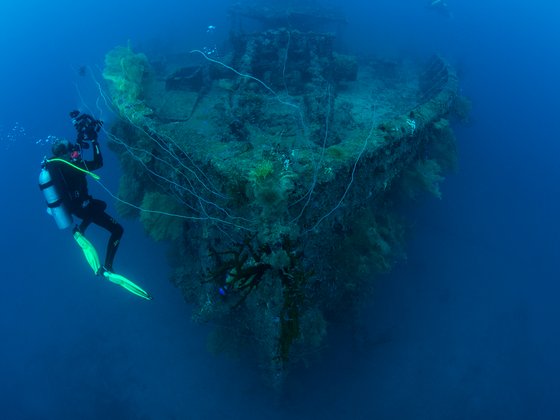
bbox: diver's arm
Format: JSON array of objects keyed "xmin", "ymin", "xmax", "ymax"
[{"xmin": 84, "ymin": 140, "xmax": 103, "ymax": 170}]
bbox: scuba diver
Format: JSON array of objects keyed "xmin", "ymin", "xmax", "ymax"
[{"xmin": 39, "ymin": 111, "xmax": 151, "ymax": 300}]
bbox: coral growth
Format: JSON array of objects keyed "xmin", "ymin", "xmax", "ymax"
[
  {"xmin": 139, "ymin": 192, "xmax": 184, "ymax": 241},
  {"xmin": 399, "ymin": 158, "xmax": 445, "ymax": 199},
  {"xmin": 102, "ymin": 44, "xmax": 152, "ymax": 123}
]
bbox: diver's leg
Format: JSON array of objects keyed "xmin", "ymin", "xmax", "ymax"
[
  {"xmin": 75, "ymin": 199, "xmax": 104, "ymax": 233},
  {"xmin": 89, "ymin": 202, "xmax": 124, "ymax": 272},
  {"xmin": 103, "ymin": 218, "xmax": 124, "ymax": 272},
  {"xmin": 78, "ymin": 219, "xmax": 91, "ymax": 233}
]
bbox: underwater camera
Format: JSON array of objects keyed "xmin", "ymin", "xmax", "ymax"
[{"xmin": 69, "ymin": 110, "xmax": 103, "ymax": 149}]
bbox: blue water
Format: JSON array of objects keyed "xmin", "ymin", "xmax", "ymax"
[{"xmin": 1, "ymin": 0, "xmax": 558, "ymax": 418}]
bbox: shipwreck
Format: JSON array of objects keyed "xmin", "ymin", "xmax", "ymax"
[{"xmin": 100, "ymin": 2, "xmax": 468, "ymax": 389}]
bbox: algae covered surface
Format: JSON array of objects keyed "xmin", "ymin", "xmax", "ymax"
[{"xmin": 102, "ymin": 23, "xmax": 467, "ymax": 388}]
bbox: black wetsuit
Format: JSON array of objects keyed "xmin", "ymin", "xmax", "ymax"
[{"xmin": 47, "ymin": 141, "xmax": 123, "ymax": 271}]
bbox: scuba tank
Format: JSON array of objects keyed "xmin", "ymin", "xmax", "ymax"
[{"xmin": 39, "ymin": 161, "xmax": 73, "ymax": 229}]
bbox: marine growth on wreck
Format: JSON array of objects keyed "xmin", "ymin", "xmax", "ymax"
[{"xmin": 101, "ymin": 10, "xmax": 468, "ymax": 388}]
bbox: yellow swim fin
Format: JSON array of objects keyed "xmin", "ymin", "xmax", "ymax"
[
  {"xmin": 73, "ymin": 230, "xmax": 101, "ymax": 274},
  {"xmin": 73, "ymin": 230, "xmax": 152, "ymax": 300},
  {"xmin": 103, "ymin": 271, "xmax": 153, "ymax": 300}
]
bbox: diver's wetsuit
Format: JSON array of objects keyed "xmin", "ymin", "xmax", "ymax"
[{"xmin": 47, "ymin": 141, "xmax": 123, "ymax": 271}]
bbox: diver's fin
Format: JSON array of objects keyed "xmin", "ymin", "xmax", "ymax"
[
  {"xmin": 73, "ymin": 230, "xmax": 101, "ymax": 274},
  {"xmin": 103, "ymin": 271, "xmax": 152, "ymax": 300}
]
